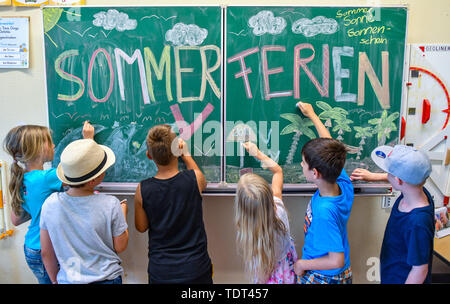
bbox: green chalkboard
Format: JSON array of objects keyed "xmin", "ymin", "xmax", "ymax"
[
  {"xmin": 225, "ymin": 6, "xmax": 407, "ymax": 184},
  {"xmin": 43, "ymin": 6, "xmax": 222, "ymax": 183}
]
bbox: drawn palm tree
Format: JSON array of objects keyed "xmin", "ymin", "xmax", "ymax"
[
  {"xmin": 368, "ymin": 111, "xmax": 400, "ymax": 145},
  {"xmin": 354, "ymin": 126, "xmax": 373, "ymax": 159},
  {"xmin": 280, "ymin": 113, "xmax": 316, "ymax": 165},
  {"xmin": 332, "ymin": 117, "xmax": 353, "ymax": 141},
  {"xmin": 316, "ymin": 101, "xmax": 348, "ymax": 129}
]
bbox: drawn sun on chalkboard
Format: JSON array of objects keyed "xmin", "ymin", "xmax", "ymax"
[{"xmin": 43, "ymin": 8, "xmax": 81, "ymax": 48}]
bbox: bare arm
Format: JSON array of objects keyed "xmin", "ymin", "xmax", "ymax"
[
  {"xmin": 405, "ymin": 264, "xmax": 428, "ymax": 284},
  {"xmin": 297, "ymin": 102, "xmax": 331, "ymax": 139},
  {"xmin": 134, "ymin": 183, "xmax": 149, "ymax": 233},
  {"xmin": 11, "ymin": 209, "xmax": 31, "ymax": 226},
  {"xmin": 243, "ymin": 142, "xmax": 283, "ymax": 199},
  {"xmin": 350, "ymin": 168, "xmax": 388, "ymax": 182},
  {"xmin": 294, "ymin": 252, "xmax": 345, "ymax": 276},
  {"xmin": 113, "ymin": 200, "xmax": 129, "ymax": 253},
  {"xmin": 40, "ymin": 229, "xmax": 59, "ymax": 284},
  {"xmin": 179, "ymin": 139, "xmax": 207, "ymax": 193}
]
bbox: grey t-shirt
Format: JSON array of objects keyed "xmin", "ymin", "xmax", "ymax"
[{"xmin": 40, "ymin": 192, "xmax": 128, "ymax": 284}]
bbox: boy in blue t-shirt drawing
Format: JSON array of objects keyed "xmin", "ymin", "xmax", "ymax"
[
  {"xmin": 294, "ymin": 102, "xmax": 353, "ymax": 284},
  {"xmin": 351, "ymin": 145, "xmax": 434, "ymax": 284}
]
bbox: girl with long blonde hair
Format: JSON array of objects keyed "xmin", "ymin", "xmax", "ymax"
[
  {"xmin": 235, "ymin": 142, "xmax": 297, "ymax": 283},
  {"xmin": 3, "ymin": 122, "xmax": 94, "ymax": 284}
]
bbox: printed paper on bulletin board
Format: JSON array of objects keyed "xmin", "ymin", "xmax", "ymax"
[
  {"xmin": 13, "ymin": 0, "xmax": 48, "ymax": 6},
  {"xmin": 49, "ymin": 0, "xmax": 85, "ymax": 5}
]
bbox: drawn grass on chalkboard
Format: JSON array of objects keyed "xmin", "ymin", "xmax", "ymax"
[
  {"xmin": 280, "ymin": 113, "xmax": 316, "ymax": 165},
  {"xmin": 43, "ymin": 8, "xmax": 79, "ymax": 48},
  {"xmin": 368, "ymin": 110, "xmax": 400, "ymax": 145},
  {"xmin": 354, "ymin": 126, "xmax": 374, "ymax": 159},
  {"xmin": 140, "ymin": 15, "xmax": 176, "ymax": 22}
]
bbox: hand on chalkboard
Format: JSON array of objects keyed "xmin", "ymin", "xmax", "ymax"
[
  {"xmin": 82, "ymin": 121, "xmax": 95, "ymax": 140},
  {"xmin": 242, "ymin": 141, "xmax": 259, "ymax": 158},
  {"xmin": 178, "ymin": 138, "xmax": 190, "ymax": 157},
  {"xmin": 297, "ymin": 102, "xmax": 316, "ymax": 118}
]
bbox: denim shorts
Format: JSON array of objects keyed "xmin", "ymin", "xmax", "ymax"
[
  {"xmin": 23, "ymin": 245, "xmax": 52, "ymax": 284},
  {"xmin": 91, "ymin": 276, "xmax": 123, "ymax": 284}
]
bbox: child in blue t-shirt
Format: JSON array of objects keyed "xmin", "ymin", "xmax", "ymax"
[
  {"xmin": 351, "ymin": 145, "xmax": 434, "ymax": 284},
  {"xmin": 294, "ymin": 102, "xmax": 353, "ymax": 284},
  {"xmin": 3, "ymin": 122, "xmax": 94, "ymax": 284}
]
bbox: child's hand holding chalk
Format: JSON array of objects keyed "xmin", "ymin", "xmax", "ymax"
[
  {"xmin": 297, "ymin": 101, "xmax": 315, "ymax": 118},
  {"xmin": 82, "ymin": 121, "xmax": 95, "ymax": 140}
]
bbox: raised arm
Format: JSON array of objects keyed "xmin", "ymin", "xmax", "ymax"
[
  {"xmin": 178, "ymin": 138, "xmax": 207, "ymax": 193},
  {"xmin": 297, "ymin": 102, "xmax": 331, "ymax": 139},
  {"xmin": 242, "ymin": 142, "xmax": 283, "ymax": 199},
  {"xmin": 82, "ymin": 121, "xmax": 95, "ymax": 140}
]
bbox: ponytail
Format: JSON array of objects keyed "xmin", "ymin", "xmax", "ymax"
[
  {"xmin": 3, "ymin": 125, "xmax": 53, "ymax": 216},
  {"xmin": 9, "ymin": 162, "xmax": 25, "ymax": 216}
]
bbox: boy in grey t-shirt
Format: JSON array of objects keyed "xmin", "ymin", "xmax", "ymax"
[{"xmin": 40, "ymin": 122, "xmax": 128, "ymax": 284}]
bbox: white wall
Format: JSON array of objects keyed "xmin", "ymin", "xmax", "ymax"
[{"xmin": 0, "ymin": 0, "xmax": 449, "ymax": 284}]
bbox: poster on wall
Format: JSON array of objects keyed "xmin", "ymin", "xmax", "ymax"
[
  {"xmin": 49, "ymin": 0, "xmax": 85, "ymax": 5},
  {"xmin": 0, "ymin": 16, "xmax": 29, "ymax": 68},
  {"xmin": 13, "ymin": 0, "xmax": 48, "ymax": 6},
  {"xmin": 0, "ymin": 1, "xmax": 12, "ymax": 6}
]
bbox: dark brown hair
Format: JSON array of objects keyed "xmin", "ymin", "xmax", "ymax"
[
  {"xmin": 146, "ymin": 124, "xmax": 177, "ymax": 166},
  {"xmin": 301, "ymin": 138, "xmax": 347, "ymax": 183}
]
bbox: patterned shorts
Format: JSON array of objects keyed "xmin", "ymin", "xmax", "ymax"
[{"xmin": 297, "ymin": 267, "xmax": 352, "ymax": 284}]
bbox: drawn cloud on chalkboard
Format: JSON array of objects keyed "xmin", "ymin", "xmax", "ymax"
[
  {"xmin": 291, "ymin": 16, "xmax": 338, "ymax": 37},
  {"xmin": 165, "ymin": 23, "xmax": 208, "ymax": 46},
  {"xmin": 248, "ymin": 10, "xmax": 287, "ymax": 36},
  {"xmin": 92, "ymin": 9, "xmax": 137, "ymax": 32}
]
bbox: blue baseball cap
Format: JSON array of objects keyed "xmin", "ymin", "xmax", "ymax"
[{"xmin": 370, "ymin": 145, "xmax": 432, "ymax": 185}]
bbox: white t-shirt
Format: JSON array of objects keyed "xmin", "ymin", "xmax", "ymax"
[
  {"xmin": 40, "ymin": 192, "xmax": 128, "ymax": 284},
  {"xmin": 273, "ymin": 196, "xmax": 292, "ymax": 261}
]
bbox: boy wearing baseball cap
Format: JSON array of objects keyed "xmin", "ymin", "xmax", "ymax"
[
  {"xmin": 40, "ymin": 122, "xmax": 128, "ymax": 284},
  {"xmin": 351, "ymin": 145, "xmax": 435, "ymax": 284}
]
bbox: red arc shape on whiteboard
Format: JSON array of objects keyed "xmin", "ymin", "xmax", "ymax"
[{"xmin": 410, "ymin": 66, "xmax": 450, "ymax": 130}]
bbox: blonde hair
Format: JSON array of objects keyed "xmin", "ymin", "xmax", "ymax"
[
  {"xmin": 235, "ymin": 173, "xmax": 287, "ymax": 283},
  {"xmin": 146, "ymin": 124, "xmax": 177, "ymax": 166},
  {"xmin": 3, "ymin": 125, "xmax": 53, "ymax": 216}
]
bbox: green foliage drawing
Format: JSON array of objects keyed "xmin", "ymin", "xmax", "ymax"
[
  {"xmin": 280, "ymin": 113, "xmax": 316, "ymax": 165},
  {"xmin": 368, "ymin": 111, "xmax": 400, "ymax": 145},
  {"xmin": 354, "ymin": 126, "xmax": 374, "ymax": 159},
  {"xmin": 332, "ymin": 117, "xmax": 353, "ymax": 141},
  {"xmin": 316, "ymin": 101, "xmax": 348, "ymax": 128}
]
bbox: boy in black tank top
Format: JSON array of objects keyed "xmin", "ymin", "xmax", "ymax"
[{"xmin": 134, "ymin": 124, "xmax": 212, "ymax": 284}]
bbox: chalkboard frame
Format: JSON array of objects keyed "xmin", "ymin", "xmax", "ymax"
[{"xmin": 41, "ymin": 4, "xmax": 408, "ymax": 195}]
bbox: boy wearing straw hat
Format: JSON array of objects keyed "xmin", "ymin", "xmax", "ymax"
[
  {"xmin": 350, "ymin": 145, "xmax": 435, "ymax": 284},
  {"xmin": 40, "ymin": 122, "xmax": 128, "ymax": 284}
]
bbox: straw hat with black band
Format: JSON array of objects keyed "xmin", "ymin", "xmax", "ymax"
[{"xmin": 56, "ymin": 139, "xmax": 116, "ymax": 186}]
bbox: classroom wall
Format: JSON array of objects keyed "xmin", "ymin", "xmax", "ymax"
[{"xmin": 0, "ymin": 0, "xmax": 449, "ymax": 284}]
